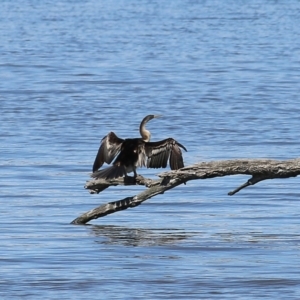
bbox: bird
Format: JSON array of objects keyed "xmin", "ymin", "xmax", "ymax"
[{"xmin": 91, "ymin": 115, "xmax": 187, "ymax": 180}]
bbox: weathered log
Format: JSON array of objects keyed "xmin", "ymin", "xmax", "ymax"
[{"xmin": 71, "ymin": 158, "xmax": 300, "ymax": 225}]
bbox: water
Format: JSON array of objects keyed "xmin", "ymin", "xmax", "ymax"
[{"xmin": 1, "ymin": 0, "xmax": 300, "ymax": 298}]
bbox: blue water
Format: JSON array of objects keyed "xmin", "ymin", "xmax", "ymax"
[{"xmin": 1, "ymin": 0, "xmax": 300, "ymax": 299}]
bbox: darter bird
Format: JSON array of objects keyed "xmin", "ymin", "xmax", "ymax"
[{"xmin": 91, "ymin": 115, "xmax": 187, "ymax": 180}]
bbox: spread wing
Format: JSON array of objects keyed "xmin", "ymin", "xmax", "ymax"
[
  {"xmin": 92, "ymin": 132, "xmax": 124, "ymax": 172},
  {"xmin": 145, "ymin": 138, "xmax": 187, "ymax": 170}
]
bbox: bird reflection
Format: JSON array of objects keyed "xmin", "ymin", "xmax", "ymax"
[{"xmin": 89, "ymin": 225, "xmax": 190, "ymax": 247}]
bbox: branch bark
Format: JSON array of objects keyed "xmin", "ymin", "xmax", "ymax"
[{"xmin": 71, "ymin": 158, "xmax": 300, "ymax": 225}]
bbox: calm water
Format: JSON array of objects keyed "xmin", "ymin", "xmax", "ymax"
[{"xmin": 1, "ymin": 0, "xmax": 300, "ymax": 299}]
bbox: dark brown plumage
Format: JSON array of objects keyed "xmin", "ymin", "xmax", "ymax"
[{"xmin": 91, "ymin": 115, "xmax": 187, "ymax": 179}]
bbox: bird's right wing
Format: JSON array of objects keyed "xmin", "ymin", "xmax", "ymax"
[
  {"xmin": 92, "ymin": 132, "xmax": 124, "ymax": 172},
  {"xmin": 145, "ymin": 138, "xmax": 187, "ymax": 170}
]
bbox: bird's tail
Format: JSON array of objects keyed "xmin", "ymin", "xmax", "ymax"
[{"xmin": 91, "ymin": 165, "xmax": 126, "ymax": 180}]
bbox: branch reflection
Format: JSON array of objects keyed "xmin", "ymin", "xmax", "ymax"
[{"xmin": 89, "ymin": 225, "xmax": 191, "ymax": 247}]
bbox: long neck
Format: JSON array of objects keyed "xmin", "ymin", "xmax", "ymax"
[{"xmin": 140, "ymin": 120, "xmax": 151, "ymax": 142}]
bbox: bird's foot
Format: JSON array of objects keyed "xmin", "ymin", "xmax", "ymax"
[{"xmin": 124, "ymin": 175, "xmax": 136, "ymax": 184}]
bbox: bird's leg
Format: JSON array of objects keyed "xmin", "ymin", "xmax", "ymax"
[
  {"xmin": 123, "ymin": 169, "xmax": 137, "ymax": 184},
  {"xmin": 133, "ymin": 168, "xmax": 138, "ymax": 178},
  {"xmin": 124, "ymin": 170, "xmax": 129, "ymax": 179}
]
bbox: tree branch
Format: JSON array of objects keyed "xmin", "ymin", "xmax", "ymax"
[{"xmin": 71, "ymin": 158, "xmax": 300, "ymax": 224}]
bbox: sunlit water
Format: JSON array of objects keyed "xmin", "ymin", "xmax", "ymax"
[{"xmin": 1, "ymin": 0, "xmax": 300, "ymax": 299}]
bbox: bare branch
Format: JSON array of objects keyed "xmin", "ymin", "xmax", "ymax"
[
  {"xmin": 228, "ymin": 174, "xmax": 270, "ymax": 196},
  {"xmin": 84, "ymin": 175, "xmax": 157, "ymax": 194},
  {"xmin": 72, "ymin": 158, "xmax": 300, "ymax": 224},
  {"xmin": 72, "ymin": 176, "xmax": 184, "ymax": 224}
]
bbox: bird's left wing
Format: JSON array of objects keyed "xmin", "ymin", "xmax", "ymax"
[
  {"xmin": 145, "ymin": 138, "xmax": 187, "ymax": 170},
  {"xmin": 92, "ymin": 132, "xmax": 124, "ymax": 172}
]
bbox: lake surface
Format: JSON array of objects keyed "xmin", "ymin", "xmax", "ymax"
[{"xmin": 1, "ymin": 0, "xmax": 300, "ymax": 299}]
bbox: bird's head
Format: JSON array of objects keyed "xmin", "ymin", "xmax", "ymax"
[{"xmin": 142, "ymin": 114, "xmax": 161, "ymax": 124}]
